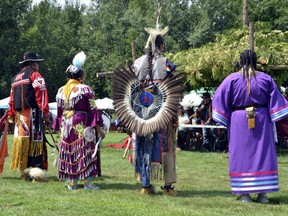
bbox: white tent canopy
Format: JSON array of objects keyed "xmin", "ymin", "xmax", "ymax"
[
  {"xmin": 49, "ymin": 102, "xmax": 57, "ymax": 110},
  {"xmin": 49, "ymin": 97, "xmax": 114, "ymax": 111},
  {"xmin": 0, "ymin": 97, "xmax": 10, "ymax": 109},
  {"xmin": 1, "ymin": 97, "xmax": 113, "ymax": 133},
  {"xmin": 180, "ymin": 92, "xmax": 203, "ymax": 108},
  {"xmin": 95, "ymin": 97, "xmax": 114, "ymax": 110},
  {"xmin": 48, "ymin": 98, "xmax": 113, "ymax": 132}
]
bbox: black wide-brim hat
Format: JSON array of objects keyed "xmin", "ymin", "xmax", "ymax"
[{"xmin": 19, "ymin": 51, "xmax": 44, "ymax": 64}]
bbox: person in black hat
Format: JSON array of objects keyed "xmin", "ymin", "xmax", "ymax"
[{"xmin": 7, "ymin": 51, "xmax": 50, "ymax": 179}]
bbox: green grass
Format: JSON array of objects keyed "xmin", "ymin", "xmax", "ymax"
[{"xmin": 1, "ymin": 132, "xmax": 288, "ymax": 216}]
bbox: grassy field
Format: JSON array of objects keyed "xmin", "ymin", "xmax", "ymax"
[{"xmin": 1, "ymin": 132, "xmax": 288, "ymax": 216}]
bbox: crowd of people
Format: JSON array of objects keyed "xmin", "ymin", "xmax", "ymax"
[
  {"xmin": 1, "ymin": 26, "xmax": 288, "ymax": 206},
  {"xmin": 176, "ymin": 92, "xmax": 228, "ymax": 153}
]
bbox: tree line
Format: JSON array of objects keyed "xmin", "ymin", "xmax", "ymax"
[{"xmin": 1, "ymin": 0, "xmax": 287, "ymax": 101}]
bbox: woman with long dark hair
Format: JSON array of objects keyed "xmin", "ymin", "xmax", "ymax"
[{"xmin": 212, "ymin": 50, "xmax": 288, "ymax": 204}]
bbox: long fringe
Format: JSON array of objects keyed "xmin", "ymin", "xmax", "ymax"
[
  {"xmin": 58, "ymin": 86, "xmax": 92, "ymax": 109},
  {"xmin": 29, "ymin": 141, "xmax": 43, "ymax": 157},
  {"xmin": 151, "ymin": 162, "xmax": 163, "ymax": 180},
  {"xmin": 10, "ymin": 137, "xmax": 30, "ymax": 171},
  {"xmin": 58, "ymin": 138, "xmax": 98, "ymax": 180}
]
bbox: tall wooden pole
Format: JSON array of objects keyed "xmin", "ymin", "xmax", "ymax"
[
  {"xmin": 243, "ymin": 0, "xmax": 248, "ymax": 26},
  {"xmin": 249, "ymin": 22, "xmax": 254, "ymax": 51},
  {"xmin": 156, "ymin": 0, "xmax": 162, "ymax": 30},
  {"xmin": 131, "ymin": 40, "xmax": 136, "ymax": 62}
]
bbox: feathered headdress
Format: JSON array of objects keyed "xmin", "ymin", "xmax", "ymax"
[
  {"xmin": 144, "ymin": 26, "xmax": 169, "ymax": 54},
  {"xmin": 64, "ymin": 51, "xmax": 87, "ymax": 102},
  {"xmin": 144, "ymin": 0, "xmax": 168, "ymax": 55},
  {"xmin": 66, "ymin": 51, "xmax": 87, "ymax": 74}
]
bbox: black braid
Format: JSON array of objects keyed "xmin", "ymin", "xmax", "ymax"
[
  {"xmin": 148, "ymin": 42, "xmax": 153, "ymax": 84},
  {"xmin": 239, "ymin": 49, "xmax": 257, "ymax": 78}
]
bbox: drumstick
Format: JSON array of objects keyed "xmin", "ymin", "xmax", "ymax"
[
  {"xmin": 92, "ymin": 137, "xmax": 102, "ymax": 158},
  {"xmin": 122, "ymin": 137, "xmax": 132, "ymax": 159}
]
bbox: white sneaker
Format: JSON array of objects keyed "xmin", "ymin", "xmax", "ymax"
[
  {"xmin": 238, "ymin": 194, "xmax": 252, "ymax": 203},
  {"xmin": 84, "ymin": 184, "xmax": 100, "ymax": 190}
]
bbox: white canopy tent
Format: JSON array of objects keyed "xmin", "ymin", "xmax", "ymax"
[
  {"xmin": 49, "ymin": 97, "xmax": 114, "ymax": 111},
  {"xmin": 48, "ymin": 102, "xmax": 57, "ymax": 110},
  {"xmin": 1, "ymin": 97, "xmax": 113, "ymax": 133},
  {"xmin": 180, "ymin": 92, "xmax": 203, "ymax": 108},
  {"xmin": 49, "ymin": 97, "xmax": 114, "ymax": 132},
  {"xmin": 95, "ymin": 97, "xmax": 114, "ymax": 110},
  {"xmin": 0, "ymin": 97, "xmax": 10, "ymax": 109}
]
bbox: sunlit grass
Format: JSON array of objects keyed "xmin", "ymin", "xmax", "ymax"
[{"xmin": 1, "ymin": 132, "xmax": 288, "ymax": 216}]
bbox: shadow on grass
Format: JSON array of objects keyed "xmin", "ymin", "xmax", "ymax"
[
  {"xmin": 2, "ymin": 176, "xmax": 59, "ymax": 182},
  {"xmin": 276, "ymin": 149, "xmax": 288, "ymax": 156},
  {"xmin": 176, "ymin": 190, "xmax": 288, "ymax": 205},
  {"xmin": 96, "ymin": 182, "xmax": 142, "ymax": 190},
  {"xmin": 177, "ymin": 189, "xmax": 229, "ymax": 198}
]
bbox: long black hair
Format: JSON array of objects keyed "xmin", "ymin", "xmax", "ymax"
[
  {"xmin": 155, "ymin": 35, "xmax": 164, "ymax": 49},
  {"xmin": 239, "ymin": 49, "xmax": 257, "ymax": 70},
  {"xmin": 239, "ymin": 50, "xmax": 257, "ymax": 95},
  {"xmin": 66, "ymin": 65, "xmax": 83, "ymax": 80}
]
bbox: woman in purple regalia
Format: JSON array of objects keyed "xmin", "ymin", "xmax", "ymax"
[
  {"xmin": 52, "ymin": 54, "xmax": 105, "ymax": 190},
  {"xmin": 212, "ymin": 50, "xmax": 288, "ymax": 204}
]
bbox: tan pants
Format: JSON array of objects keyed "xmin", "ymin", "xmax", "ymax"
[{"xmin": 162, "ymin": 125, "xmax": 177, "ymax": 185}]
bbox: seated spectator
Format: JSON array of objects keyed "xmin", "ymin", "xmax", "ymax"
[
  {"xmin": 185, "ymin": 106, "xmax": 202, "ymax": 150},
  {"xmin": 196, "ymin": 92, "xmax": 218, "ymax": 151},
  {"xmin": 177, "ymin": 106, "xmax": 190, "ymax": 151}
]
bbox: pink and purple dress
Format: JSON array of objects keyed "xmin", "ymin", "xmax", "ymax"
[
  {"xmin": 52, "ymin": 83, "xmax": 103, "ymax": 181},
  {"xmin": 212, "ymin": 71, "xmax": 288, "ymax": 194}
]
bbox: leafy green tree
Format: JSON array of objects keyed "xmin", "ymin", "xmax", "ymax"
[
  {"xmin": 2, "ymin": 0, "xmax": 288, "ymax": 101},
  {"xmin": 80, "ymin": 0, "xmax": 131, "ymax": 98},
  {"xmin": 0, "ymin": 0, "xmax": 31, "ymax": 99},
  {"xmin": 249, "ymin": 0, "xmax": 288, "ymax": 31},
  {"xmin": 187, "ymin": 0, "xmax": 242, "ymax": 48},
  {"xmin": 171, "ymin": 22, "xmax": 288, "ymax": 91},
  {"xmin": 20, "ymin": 0, "xmax": 84, "ymax": 101}
]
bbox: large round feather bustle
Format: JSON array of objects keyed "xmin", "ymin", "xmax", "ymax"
[{"xmin": 112, "ymin": 66, "xmax": 184, "ymax": 137}]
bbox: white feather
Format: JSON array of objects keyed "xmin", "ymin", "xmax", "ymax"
[{"xmin": 72, "ymin": 51, "xmax": 86, "ymax": 68}]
